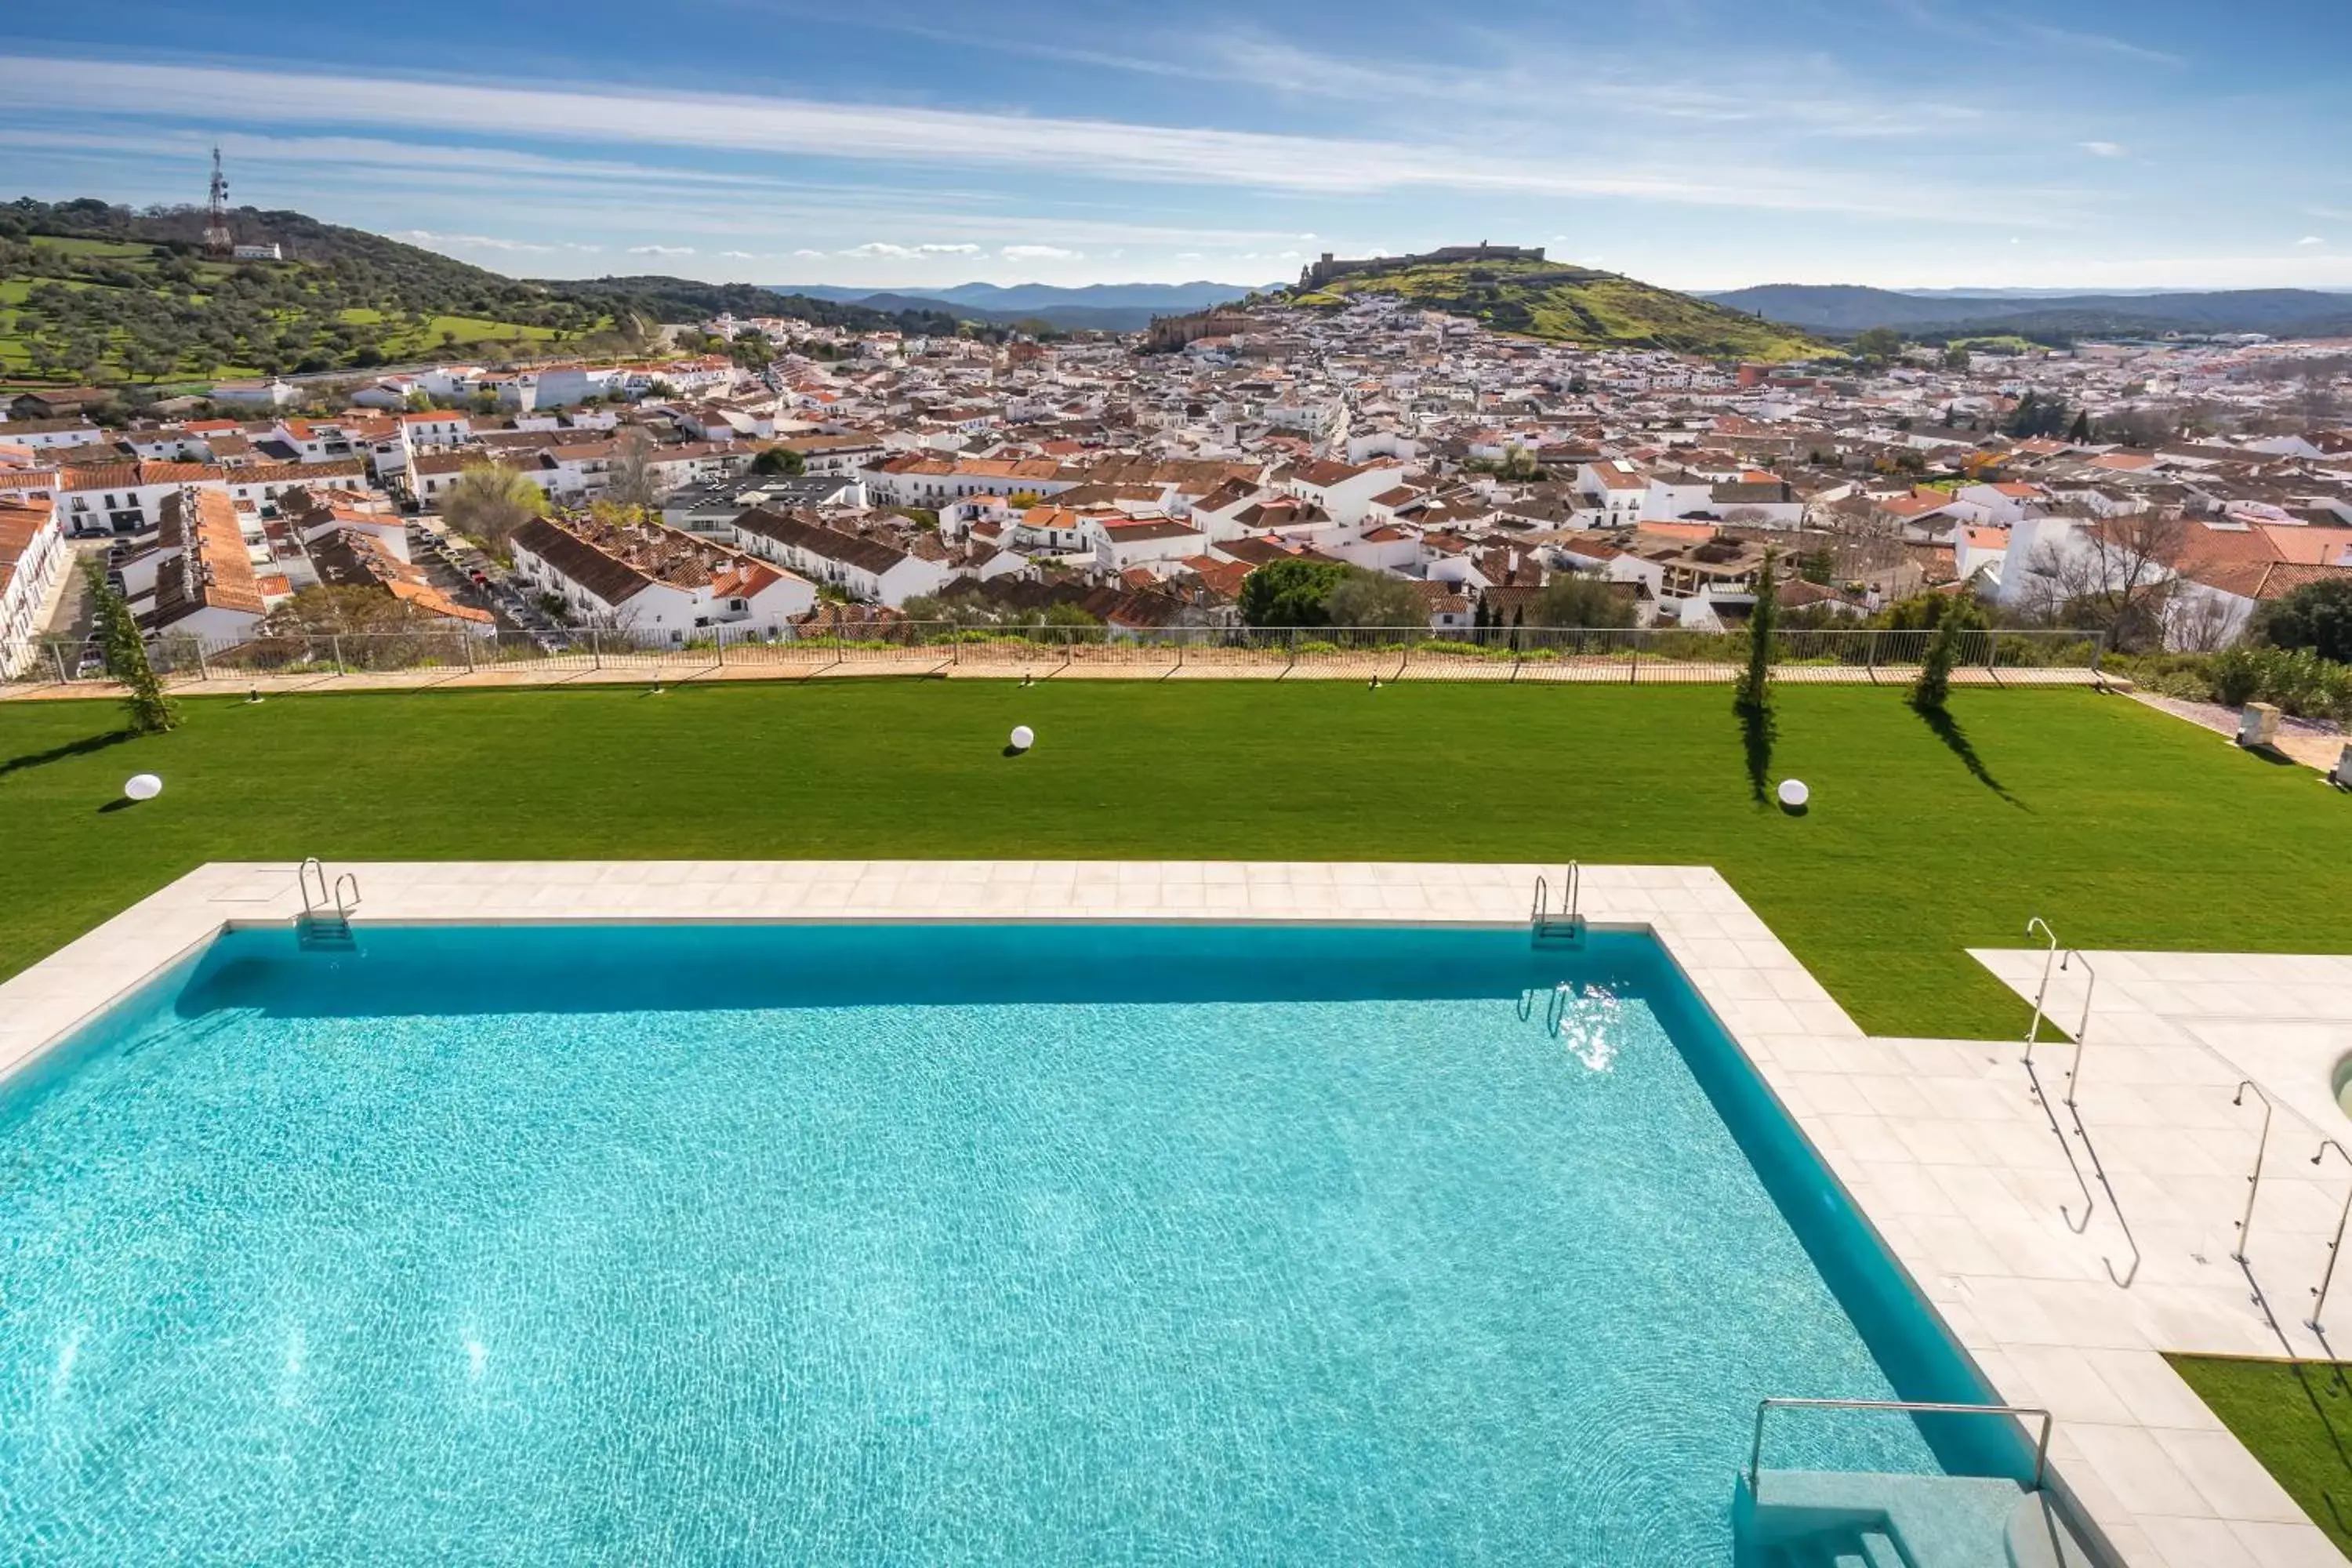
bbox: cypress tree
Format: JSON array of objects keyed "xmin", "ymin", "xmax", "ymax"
[
  {"xmin": 85, "ymin": 560, "xmax": 177, "ymax": 734},
  {"xmin": 1738, "ymin": 550, "xmax": 1778, "ymax": 712}
]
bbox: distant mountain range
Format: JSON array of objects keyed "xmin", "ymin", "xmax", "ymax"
[
  {"xmin": 769, "ymin": 280, "xmax": 1268, "ymax": 331},
  {"xmin": 1702, "ymin": 284, "xmax": 2352, "ymax": 340}
]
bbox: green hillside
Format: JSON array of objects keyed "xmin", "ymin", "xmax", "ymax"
[
  {"xmin": 0, "ymin": 198, "xmax": 983, "ymax": 390},
  {"xmin": 1291, "ymin": 257, "xmax": 1833, "ymax": 362}
]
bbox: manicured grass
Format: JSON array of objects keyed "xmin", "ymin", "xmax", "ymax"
[
  {"xmin": 2167, "ymin": 1356, "xmax": 2352, "ymax": 1555},
  {"xmin": 2, "ymin": 683, "xmax": 2347, "ymax": 1035}
]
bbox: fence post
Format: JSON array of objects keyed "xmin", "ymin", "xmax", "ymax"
[
  {"xmin": 330, "ymin": 635, "xmax": 345, "ymax": 677},
  {"xmin": 1288, "ymin": 626, "xmax": 1298, "ymax": 672},
  {"xmin": 591, "ymin": 628, "xmax": 601, "ymax": 670},
  {"xmin": 196, "ymin": 640, "xmax": 210, "ymax": 681},
  {"xmin": 463, "ymin": 632, "xmax": 476, "ymax": 673},
  {"xmin": 1628, "ymin": 637, "xmax": 1639, "ymax": 684},
  {"xmin": 51, "ymin": 644, "xmax": 69, "ymax": 684},
  {"xmin": 715, "ymin": 629, "xmax": 725, "ymax": 666},
  {"xmin": 2092, "ymin": 631, "xmax": 2107, "ymax": 684},
  {"xmin": 1864, "ymin": 632, "xmax": 1876, "ymax": 679}
]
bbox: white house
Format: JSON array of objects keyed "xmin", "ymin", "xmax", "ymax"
[
  {"xmin": 0, "ymin": 496, "xmax": 67, "ymax": 677},
  {"xmin": 728, "ymin": 508, "xmax": 952, "ymax": 607},
  {"xmin": 59, "ymin": 462, "xmax": 228, "ymax": 537},
  {"xmin": 1273, "ymin": 458, "xmax": 1403, "ymax": 527},
  {"xmin": 508, "ymin": 513, "xmax": 814, "ymax": 642},
  {"xmin": 1090, "ymin": 516, "xmax": 1207, "ymax": 575}
]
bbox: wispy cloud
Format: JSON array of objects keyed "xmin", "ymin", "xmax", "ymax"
[
  {"xmin": 627, "ymin": 244, "xmax": 695, "ymax": 256},
  {"xmin": 0, "ymin": 55, "xmax": 2055, "ymax": 221},
  {"xmin": 843, "ymin": 241, "xmax": 982, "ymax": 258},
  {"xmin": 2078, "ymin": 140, "xmax": 2125, "ymax": 158},
  {"xmin": 398, "ymin": 228, "xmax": 554, "ymax": 252},
  {"xmin": 1001, "ymin": 244, "xmax": 1081, "ymax": 260},
  {"xmin": 2016, "ymin": 22, "xmax": 2183, "ymax": 66},
  {"xmin": 2299, "ymin": 236, "xmax": 2328, "ymax": 247}
]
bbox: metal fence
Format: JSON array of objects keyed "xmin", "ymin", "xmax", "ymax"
[{"xmin": 11, "ymin": 624, "xmax": 2107, "ymax": 688}]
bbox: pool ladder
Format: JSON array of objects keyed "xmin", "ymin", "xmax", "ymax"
[
  {"xmin": 297, "ymin": 858, "xmax": 362, "ymax": 950},
  {"xmin": 1530, "ymin": 862, "xmax": 1584, "ymax": 948}
]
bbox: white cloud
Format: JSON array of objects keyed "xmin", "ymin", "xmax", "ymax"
[
  {"xmin": 842, "ymin": 241, "xmax": 982, "ymax": 258},
  {"xmin": 1001, "ymin": 244, "xmax": 1081, "ymax": 260},
  {"xmin": 2298, "ymin": 236, "xmax": 2328, "ymax": 247},
  {"xmin": 719, "ymin": 249, "xmax": 756, "ymax": 258},
  {"xmin": 2079, "ymin": 140, "xmax": 2125, "ymax": 158},
  {"xmin": 397, "ymin": 228, "xmax": 554, "ymax": 252},
  {"xmin": 627, "ymin": 244, "xmax": 695, "ymax": 256},
  {"xmin": 792, "ymin": 249, "xmax": 826, "ymax": 257},
  {"xmin": 0, "ymin": 55, "xmax": 2057, "ymax": 220}
]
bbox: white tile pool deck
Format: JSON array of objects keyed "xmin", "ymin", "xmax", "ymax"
[{"xmin": 2, "ymin": 859, "xmax": 2347, "ymax": 1568}]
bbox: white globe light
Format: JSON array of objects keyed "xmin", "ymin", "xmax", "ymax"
[
  {"xmin": 1777, "ymin": 778, "xmax": 1809, "ymax": 809},
  {"xmin": 124, "ymin": 773, "xmax": 164, "ymax": 802},
  {"xmin": 1009, "ymin": 725, "xmax": 1036, "ymax": 753}
]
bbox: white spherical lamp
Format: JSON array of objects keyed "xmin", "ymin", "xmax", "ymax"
[
  {"xmin": 124, "ymin": 772, "xmax": 164, "ymax": 802},
  {"xmin": 1776, "ymin": 778, "xmax": 1809, "ymax": 810},
  {"xmin": 1008, "ymin": 724, "xmax": 1036, "ymax": 753}
]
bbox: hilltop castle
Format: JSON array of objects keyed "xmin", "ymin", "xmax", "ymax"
[{"xmin": 1298, "ymin": 244, "xmax": 1545, "ymax": 291}]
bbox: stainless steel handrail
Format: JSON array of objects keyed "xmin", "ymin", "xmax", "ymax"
[
  {"xmin": 297, "ymin": 856, "xmax": 328, "ymax": 917},
  {"xmin": 2232, "ymin": 1082, "xmax": 2274, "ymax": 1264},
  {"xmin": 2310, "ymin": 1140, "xmax": 2352, "ymax": 1332},
  {"xmin": 1530, "ymin": 874, "xmax": 1549, "ymax": 925},
  {"xmin": 332, "ymin": 871, "xmax": 361, "ymax": 918},
  {"xmin": 1748, "ymin": 1398, "xmax": 2054, "ymax": 1492},
  {"xmin": 2023, "ymin": 916, "xmax": 2060, "ymax": 1062},
  {"xmin": 1563, "ymin": 861, "xmax": 1581, "ymax": 924},
  {"xmin": 2057, "ymin": 952, "xmax": 2098, "ymax": 1100}
]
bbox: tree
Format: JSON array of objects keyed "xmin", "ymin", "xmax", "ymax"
[
  {"xmin": 1943, "ymin": 344, "xmax": 1970, "ymax": 371},
  {"xmin": 1853, "ymin": 326, "xmax": 1904, "ymax": 363},
  {"xmin": 1322, "ymin": 568, "xmax": 1426, "ymax": 628},
  {"xmin": 441, "ymin": 464, "xmax": 550, "ymax": 558},
  {"xmin": 1908, "ymin": 597, "xmax": 1986, "ymax": 712},
  {"xmin": 1738, "ymin": 550, "xmax": 1780, "ymax": 711},
  {"xmin": 752, "ymin": 445, "xmax": 806, "ymax": 477},
  {"xmin": 2253, "ymin": 577, "xmax": 2352, "ymax": 665},
  {"xmin": 2003, "ymin": 391, "xmax": 2076, "ymax": 440},
  {"xmin": 85, "ymin": 561, "xmax": 176, "ymax": 733},
  {"xmin": 1531, "ymin": 573, "xmax": 1636, "ymax": 629},
  {"xmin": 604, "ymin": 430, "xmax": 662, "ymax": 513},
  {"xmin": 2066, "ymin": 409, "xmax": 2092, "ymax": 444},
  {"xmin": 1238, "ymin": 558, "xmax": 1347, "ymax": 628},
  {"xmin": 2017, "ymin": 511, "xmax": 2188, "ymax": 652}
]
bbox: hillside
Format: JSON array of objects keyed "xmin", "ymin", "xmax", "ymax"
[
  {"xmin": 1704, "ymin": 282, "xmax": 2352, "ymax": 341},
  {"xmin": 1288, "ymin": 258, "xmax": 1831, "ymax": 361},
  {"xmin": 0, "ymin": 197, "xmax": 985, "ymax": 390},
  {"xmin": 779, "ymin": 280, "xmax": 1263, "ymax": 331}
]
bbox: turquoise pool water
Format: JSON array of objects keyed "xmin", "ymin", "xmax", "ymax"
[{"xmin": 0, "ymin": 924, "xmax": 2004, "ymax": 1565}]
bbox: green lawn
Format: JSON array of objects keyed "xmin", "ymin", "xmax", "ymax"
[
  {"xmin": 2167, "ymin": 1356, "xmax": 2352, "ymax": 1556},
  {"xmin": 2, "ymin": 683, "xmax": 2347, "ymax": 1036}
]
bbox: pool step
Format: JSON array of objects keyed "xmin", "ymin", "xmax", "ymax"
[
  {"xmin": 297, "ymin": 912, "xmax": 356, "ymax": 951},
  {"xmin": 1769, "ymin": 1529, "xmax": 1906, "ymax": 1568}
]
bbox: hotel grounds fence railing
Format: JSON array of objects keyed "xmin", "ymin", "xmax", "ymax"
[{"xmin": 11, "ymin": 624, "xmax": 2107, "ymax": 688}]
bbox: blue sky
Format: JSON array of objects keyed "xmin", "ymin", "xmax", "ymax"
[{"xmin": 2, "ymin": 0, "xmax": 2346, "ymax": 292}]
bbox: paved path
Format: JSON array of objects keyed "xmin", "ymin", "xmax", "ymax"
[{"xmin": 1, "ymin": 652, "xmax": 2110, "ymax": 699}]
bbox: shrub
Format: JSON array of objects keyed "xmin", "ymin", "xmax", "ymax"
[{"xmin": 2253, "ymin": 577, "xmax": 2352, "ymax": 665}]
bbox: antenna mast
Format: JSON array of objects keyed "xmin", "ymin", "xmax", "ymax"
[{"xmin": 203, "ymin": 147, "xmax": 233, "ymax": 258}]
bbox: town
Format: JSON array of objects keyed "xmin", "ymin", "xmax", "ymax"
[{"xmin": 4, "ymin": 260, "xmax": 2349, "ymax": 690}]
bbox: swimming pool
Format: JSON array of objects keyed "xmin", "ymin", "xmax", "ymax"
[{"xmin": 0, "ymin": 923, "xmax": 2007, "ymax": 1564}]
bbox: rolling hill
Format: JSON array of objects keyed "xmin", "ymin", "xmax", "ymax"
[
  {"xmin": 1287, "ymin": 257, "xmax": 1831, "ymax": 361},
  {"xmin": 1703, "ymin": 283, "xmax": 2352, "ymax": 341},
  {"xmin": 0, "ymin": 197, "xmax": 987, "ymax": 390}
]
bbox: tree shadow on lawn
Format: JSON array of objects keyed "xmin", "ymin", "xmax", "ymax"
[
  {"xmin": 1913, "ymin": 700, "xmax": 2024, "ymax": 808},
  {"xmin": 1736, "ymin": 694, "xmax": 1775, "ymax": 808},
  {"xmin": 0, "ymin": 728, "xmax": 133, "ymax": 782}
]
